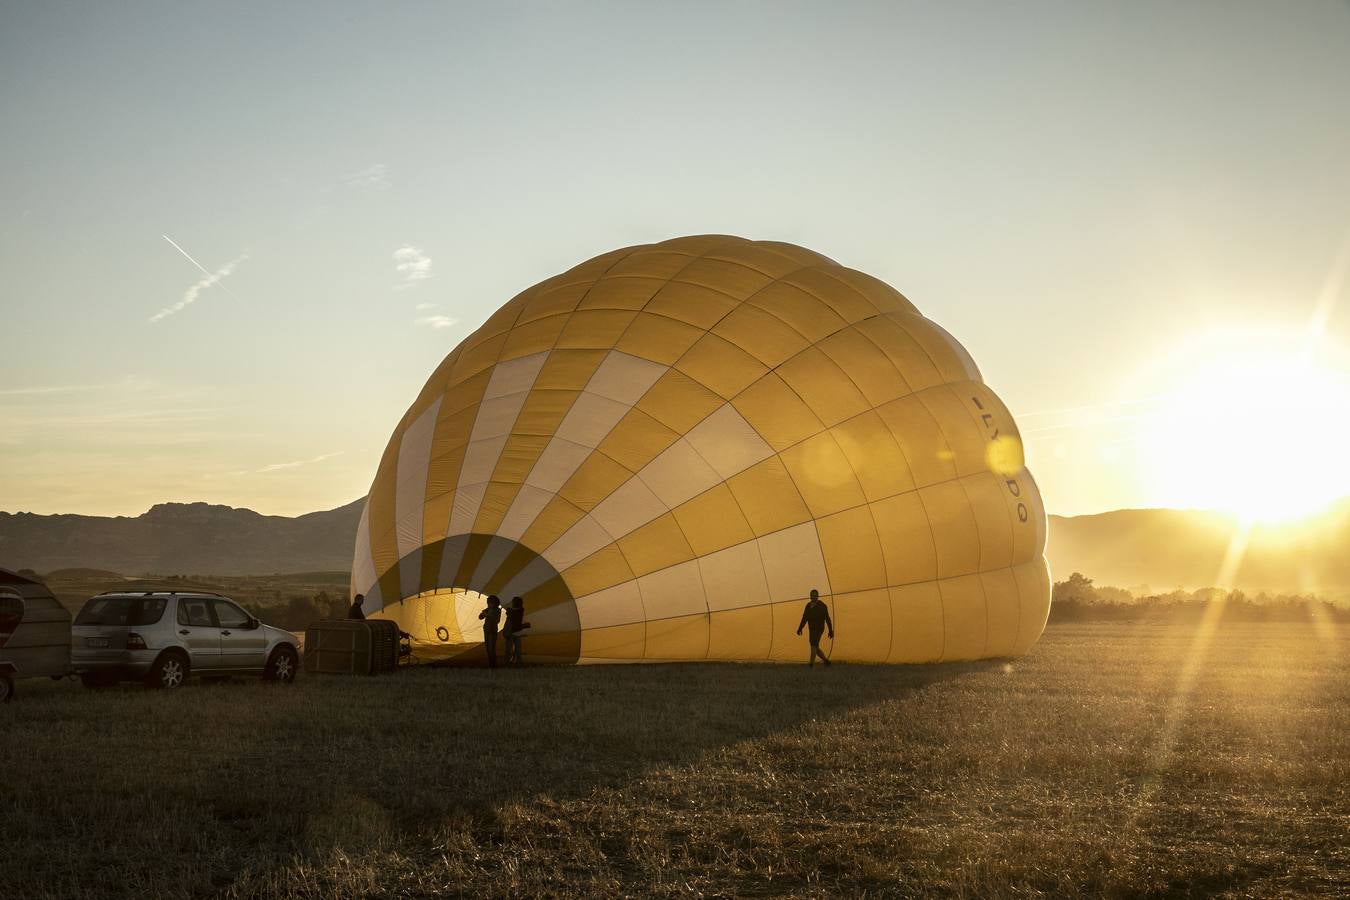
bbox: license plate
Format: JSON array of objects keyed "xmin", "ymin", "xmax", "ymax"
[{"xmin": 86, "ymin": 637, "xmax": 109, "ymax": 648}]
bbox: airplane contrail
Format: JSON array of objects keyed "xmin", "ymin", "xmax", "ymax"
[
  {"xmin": 162, "ymin": 233, "xmax": 217, "ymax": 280},
  {"xmin": 152, "ymin": 234, "xmax": 247, "ymax": 322}
]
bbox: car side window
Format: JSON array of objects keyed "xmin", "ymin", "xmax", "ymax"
[
  {"xmin": 178, "ymin": 599, "xmax": 215, "ymax": 627},
  {"xmin": 212, "ymin": 600, "xmax": 250, "ymax": 629}
]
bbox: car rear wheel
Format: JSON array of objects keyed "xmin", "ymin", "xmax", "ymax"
[
  {"xmin": 264, "ymin": 646, "xmax": 298, "ymax": 683},
  {"xmin": 146, "ymin": 652, "xmax": 189, "ymax": 689},
  {"xmin": 0, "ymin": 674, "xmax": 13, "ymax": 703}
]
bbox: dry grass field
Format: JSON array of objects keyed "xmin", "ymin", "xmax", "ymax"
[{"xmin": 2, "ymin": 622, "xmax": 1346, "ymax": 898}]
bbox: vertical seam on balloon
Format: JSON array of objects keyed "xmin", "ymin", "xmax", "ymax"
[
  {"xmin": 625, "ymin": 400, "xmax": 783, "ymax": 661},
  {"xmin": 802, "ymin": 267, "xmax": 886, "ymax": 319},
  {"xmin": 367, "ymin": 432, "xmax": 407, "ymax": 603},
  {"xmin": 628, "ymin": 433, "xmax": 719, "ymax": 659},
  {"xmin": 395, "ymin": 397, "xmax": 444, "ymax": 575},
  {"xmin": 501, "ymin": 242, "xmax": 648, "ymax": 342},
  {"xmin": 613, "ymin": 237, "xmax": 760, "ymax": 360},
  {"xmin": 507, "ymin": 353, "xmax": 666, "ymax": 533},
  {"xmin": 771, "ymin": 269, "xmax": 873, "ymax": 332},
  {"xmin": 652, "ymin": 430, "xmax": 729, "ymax": 662},
  {"xmin": 951, "ymin": 474, "xmax": 992, "ymax": 659},
  {"xmin": 735, "ymin": 241, "xmax": 827, "ymax": 272},
  {"xmin": 743, "ymin": 527, "xmax": 778, "ymax": 661},
  {"xmin": 634, "ymin": 261, "xmax": 872, "ymax": 446},
  {"xmin": 501, "ymin": 240, "xmax": 735, "ymax": 565},
  {"xmin": 701, "ymin": 252, "xmax": 779, "ymax": 280},
  {"xmin": 419, "ymin": 370, "xmax": 493, "ymax": 556},
  {"xmin": 872, "ymin": 394, "xmax": 945, "ymax": 661},
  {"xmin": 454, "ymin": 244, "xmax": 652, "ymax": 557},
  {"xmin": 941, "ymin": 437, "xmax": 998, "ymax": 659},
  {"xmin": 495, "ymin": 386, "xmax": 594, "ymax": 522},
  {"xmin": 961, "ymin": 383, "xmax": 1021, "ymax": 637},
  {"xmin": 874, "ymin": 313, "xmax": 949, "ymax": 388},
  {"xmin": 456, "ymin": 354, "xmax": 550, "ymax": 541},
  {"xmin": 910, "ymin": 488, "xmax": 947, "ymax": 662}
]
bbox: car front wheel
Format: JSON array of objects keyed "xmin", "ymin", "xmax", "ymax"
[
  {"xmin": 264, "ymin": 646, "xmax": 298, "ymax": 683},
  {"xmin": 146, "ymin": 652, "xmax": 189, "ymax": 689}
]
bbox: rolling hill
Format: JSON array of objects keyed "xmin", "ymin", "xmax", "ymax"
[
  {"xmin": 3, "ymin": 497, "xmax": 1348, "ymax": 599},
  {"xmin": 0, "ymin": 499, "xmax": 363, "ymax": 576},
  {"xmin": 1047, "ymin": 501, "xmax": 1350, "ymax": 600}
]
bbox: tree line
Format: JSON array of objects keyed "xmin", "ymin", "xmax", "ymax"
[{"xmin": 1049, "ymin": 572, "xmax": 1350, "ymax": 624}]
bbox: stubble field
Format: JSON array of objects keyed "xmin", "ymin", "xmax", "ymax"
[{"xmin": 2, "ymin": 622, "xmax": 1346, "ymax": 898}]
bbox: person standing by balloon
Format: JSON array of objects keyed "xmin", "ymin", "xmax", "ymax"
[
  {"xmin": 502, "ymin": 595, "xmax": 531, "ymax": 666},
  {"xmin": 478, "ymin": 594, "xmax": 503, "ymax": 668}
]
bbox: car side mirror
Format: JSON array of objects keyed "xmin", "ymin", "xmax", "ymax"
[{"xmin": 248, "ymin": 617, "xmax": 261, "ymax": 630}]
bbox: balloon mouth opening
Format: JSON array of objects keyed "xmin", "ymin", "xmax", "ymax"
[
  {"xmin": 415, "ymin": 587, "xmax": 494, "ymax": 645},
  {"xmin": 365, "ymin": 534, "xmax": 580, "ymax": 665}
]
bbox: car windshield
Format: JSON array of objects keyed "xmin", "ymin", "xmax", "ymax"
[{"xmin": 75, "ymin": 596, "xmax": 168, "ymax": 627}]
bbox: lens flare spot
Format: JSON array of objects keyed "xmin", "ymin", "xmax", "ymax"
[{"xmin": 986, "ymin": 435, "xmax": 1025, "ymax": 476}]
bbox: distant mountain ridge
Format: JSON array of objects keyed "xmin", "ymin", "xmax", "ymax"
[
  {"xmin": 0, "ymin": 499, "xmax": 364, "ymax": 576},
  {"xmin": 3, "ymin": 498, "xmax": 1348, "ymax": 598},
  {"xmin": 1048, "ymin": 500, "xmax": 1350, "ymax": 600}
]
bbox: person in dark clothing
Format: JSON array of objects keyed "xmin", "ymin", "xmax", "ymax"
[
  {"xmin": 348, "ymin": 593, "xmax": 366, "ymax": 620},
  {"xmin": 503, "ymin": 595, "xmax": 531, "ymax": 666},
  {"xmin": 796, "ymin": 588, "xmax": 833, "ymax": 667},
  {"xmin": 478, "ymin": 594, "xmax": 503, "ymax": 668}
]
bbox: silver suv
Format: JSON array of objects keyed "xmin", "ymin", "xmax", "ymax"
[{"xmin": 71, "ymin": 592, "xmax": 299, "ymax": 689}]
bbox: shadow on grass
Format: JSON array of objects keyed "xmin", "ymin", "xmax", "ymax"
[
  {"xmin": 2, "ymin": 659, "xmax": 996, "ymax": 896},
  {"xmin": 250, "ymin": 659, "xmax": 997, "ymax": 833}
]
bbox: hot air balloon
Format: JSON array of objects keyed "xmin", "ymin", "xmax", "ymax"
[{"xmin": 352, "ymin": 236, "xmax": 1049, "ymax": 664}]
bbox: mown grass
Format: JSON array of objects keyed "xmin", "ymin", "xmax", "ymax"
[{"xmin": 2, "ymin": 622, "xmax": 1346, "ymax": 898}]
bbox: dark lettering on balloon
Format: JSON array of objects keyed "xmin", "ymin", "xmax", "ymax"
[{"xmin": 974, "ymin": 393, "xmax": 1029, "ymax": 525}]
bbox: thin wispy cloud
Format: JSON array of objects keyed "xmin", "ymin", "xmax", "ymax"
[
  {"xmin": 415, "ymin": 301, "xmax": 437, "ymax": 311},
  {"xmin": 393, "ymin": 246, "xmax": 431, "ymax": 289},
  {"xmin": 216, "ymin": 450, "xmax": 342, "ymax": 477},
  {"xmin": 0, "ymin": 375, "xmax": 156, "ymax": 399},
  {"xmin": 257, "ymin": 451, "xmax": 344, "ymax": 474},
  {"xmin": 152, "ymin": 235, "xmax": 247, "ymax": 323},
  {"xmin": 342, "ymin": 163, "xmax": 389, "ymax": 190},
  {"xmin": 1, "ymin": 383, "xmax": 117, "ymax": 397},
  {"xmin": 416, "ymin": 315, "xmax": 458, "ymax": 330}
]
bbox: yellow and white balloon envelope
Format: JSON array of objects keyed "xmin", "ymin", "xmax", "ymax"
[{"xmin": 352, "ymin": 236, "xmax": 1049, "ymax": 664}]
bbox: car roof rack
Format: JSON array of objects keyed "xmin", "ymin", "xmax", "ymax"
[{"xmin": 91, "ymin": 589, "xmax": 230, "ymax": 599}]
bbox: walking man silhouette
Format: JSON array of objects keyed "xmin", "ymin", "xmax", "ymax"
[{"xmin": 796, "ymin": 588, "xmax": 833, "ymax": 667}]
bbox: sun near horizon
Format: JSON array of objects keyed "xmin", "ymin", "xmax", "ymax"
[{"xmin": 1128, "ymin": 327, "xmax": 1350, "ymax": 525}]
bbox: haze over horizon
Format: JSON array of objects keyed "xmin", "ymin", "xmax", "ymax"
[{"xmin": 3, "ymin": 1, "xmax": 1348, "ymax": 521}]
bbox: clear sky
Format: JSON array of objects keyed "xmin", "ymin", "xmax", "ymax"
[{"xmin": 2, "ymin": 1, "xmax": 1348, "ymax": 519}]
